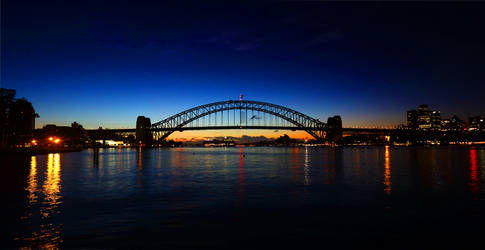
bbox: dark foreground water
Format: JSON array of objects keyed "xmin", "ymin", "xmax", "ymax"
[{"xmin": 2, "ymin": 146, "xmax": 485, "ymax": 248}]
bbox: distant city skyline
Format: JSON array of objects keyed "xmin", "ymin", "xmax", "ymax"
[{"xmin": 3, "ymin": 1, "xmax": 485, "ymax": 137}]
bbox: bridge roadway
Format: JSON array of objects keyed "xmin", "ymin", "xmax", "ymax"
[{"xmin": 87, "ymin": 127, "xmax": 395, "ymax": 134}]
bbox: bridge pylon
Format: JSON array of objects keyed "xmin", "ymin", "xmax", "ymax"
[
  {"xmin": 136, "ymin": 116, "xmax": 153, "ymax": 146},
  {"xmin": 326, "ymin": 116, "xmax": 343, "ymax": 143}
]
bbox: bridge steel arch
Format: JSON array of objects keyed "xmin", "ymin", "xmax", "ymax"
[{"xmin": 151, "ymin": 100, "xmax": 327, "ymax": 141}]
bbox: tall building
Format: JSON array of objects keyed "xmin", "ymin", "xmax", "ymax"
[
  {"xmin": 431, "ymin": 111, "xmax": 441, "ymax": 129},
  {"xmin": 417, "ymin": 104, "xmax": 431, "ymax": 129},
  {"xmin": 407, "ymin": 104, "xmax": 441, "ymax": 130},
  {"xmin": 407, "ymin": 110, "xmax": 418, "ymax": 129}
]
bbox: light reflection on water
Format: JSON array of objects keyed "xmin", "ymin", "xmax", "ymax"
[
  {"xmin": 469, "ymin": 147, "xmax": 479, "ymax": 195},
  {"xmin": 19, "ymin": 153, "xmax": 63, "ymax": 248},
  {"xmin": 237, "ymin": 147, "xmax": 245, "ymax": 206},
  {"xmin": 303, "ymin": 147, "xmax": 311, "ymax": 186},
  {"xmin": 384, "ymin": 145, "xmax": 392, "ymax": 195},
  {"xmin": 26, "ymin": 156, "xmax": 38, "ymax": 205},
  {"xmin": 8, "ymin": 146, "xmax": 485, "ymax": 248}
]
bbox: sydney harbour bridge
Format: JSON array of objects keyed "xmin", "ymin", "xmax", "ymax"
[
  {"xmin": 89, "ymin": 99, "xmax": 393, "ymax": 145},
  {"xmin": 134, "ymin": 100, "xmax": 343, "ymax": 144}
]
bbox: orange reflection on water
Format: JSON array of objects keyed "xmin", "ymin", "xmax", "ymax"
[
  {"xmin": 42, "ymin": 154, "xmax": 61, "ymax": 217},
  {"xmin": 137, "ymin": 148, "xmax": 144, "ymax": 188},
  {"xmin": 138, "ymin": 147, "xmax": 142, "ymax": 170},
  {"xmin": 23, "ymin": 153, "xmax": 63, "ymax": 248},
  {"xmin": 175, "ymin": 148, "xmax": 184, "ymax": 168},
  {"xmin": 26, "ymin": 156, "xmax": 38, "ymax": 205},
  {"xmin": 383, "ymin": 146, "xmax": 391, "ymax": 195},
  {"xmin": 469, "ymin": 147, "xmax": 479, "ymax": 194}
]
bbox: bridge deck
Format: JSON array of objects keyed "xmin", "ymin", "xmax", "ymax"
[{"xmin": 87, "ymin": 127, "xmax": 395, "ymax": 133}]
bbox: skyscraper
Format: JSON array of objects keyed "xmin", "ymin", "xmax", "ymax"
[
  {"xmin": 407, "ymin": 110, "xmax": 418, "ymax": 129},
  {"xmin": 417, "ymin": 104, "xmax": 431, "ymax": 129},
  {"xmin": 431, "ymin": 111, "xmax": 441, "ymax": 129}
]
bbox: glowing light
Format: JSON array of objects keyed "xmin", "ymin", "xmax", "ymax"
[
  {"xmin": 31, "ymin": 139, "xmax": 37, "ymax": 145},
  {"xmin": 48, "ymin": 137, "xmax": 53, "ymax": 141},
  {"xmin": 53, "ymin": 138, "xmax": 61, "ymax": 144}
]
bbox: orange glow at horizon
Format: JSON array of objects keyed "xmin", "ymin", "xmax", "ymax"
[{"xmin": 166, "ymin": 129, "xmax": 311, "ymax": 141}]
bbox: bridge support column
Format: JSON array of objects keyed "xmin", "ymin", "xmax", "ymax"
[
  {"xmin": 136, "ymin": 116, "xmax": 153, "ymax": 147},
  {"xmin": 326, "ymin": 116, "xmax": 343, "ymax": 144}
]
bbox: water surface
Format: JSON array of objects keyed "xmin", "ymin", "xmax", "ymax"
[{"xmin": 2, "ymin": 146, "xmax": 485, "ymax": 248}]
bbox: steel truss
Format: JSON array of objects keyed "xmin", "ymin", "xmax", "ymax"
[{"xmin": 151, "ymin": 100, "xmax": 326, "ymax": 141}]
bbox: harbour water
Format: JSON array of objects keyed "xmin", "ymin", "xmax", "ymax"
[{"xmin": 2, "ymin": 146, "xmax": 485, "ymax": 248}]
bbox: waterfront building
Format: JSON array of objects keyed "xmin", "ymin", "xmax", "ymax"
[
  {"xmin": 407, "ymin": 104, "xmax": 440, "ymax": 130},
  {"xmin": 469, "ymin": 116, "xmax": 481, "ymax": 130},
  {"xmin": 441, "ymin": 119, "xmax": 451, "ymax": 131},
  {"xmin": 431, "ymin": 111, "xmax": 441, "ymax": 130},
  {"xmin": 1, "ymin": 88, "xmax": 38, "ymax": 146},
  {"xmin": 450, "ymin": 115, "xmax": 466, "ymax": 131},
  {"xmin": 417, "ymin": 104, "xmax": 431, "ymax": 129},
  {"xmin": 407, "ymin": 110, "xmax": 418, "ymax": 129},
  {"xmin": 34, "ymin": 123, "xmax": 88, "ymax": 146}
]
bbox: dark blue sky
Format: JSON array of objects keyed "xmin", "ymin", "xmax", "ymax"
[{"xmin": 2, "ymin": 1, "xmax": 485, "ymax": 129}]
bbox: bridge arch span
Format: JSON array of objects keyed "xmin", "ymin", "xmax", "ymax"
[{"xmin": 151, "ymin": 100, "xmax": 327, "ymax": 141}]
